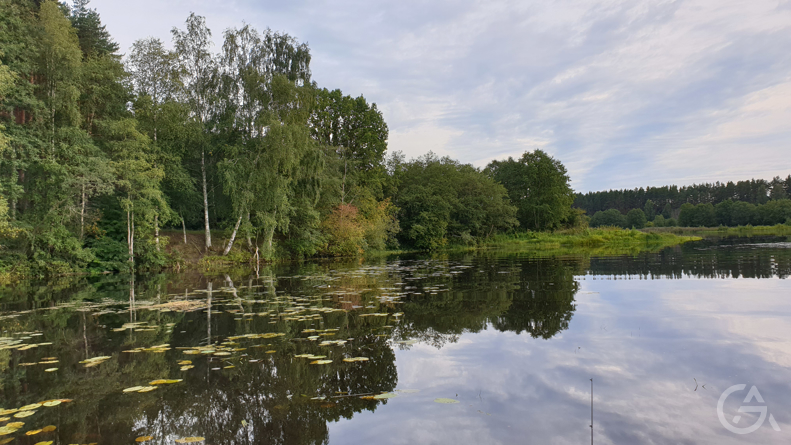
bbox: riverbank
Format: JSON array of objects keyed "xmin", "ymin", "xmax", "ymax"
[
  {"xmin": 642, "ymin": 224, "xmax": 791, "ymax": 237},
  {"xmin": 0, "ymin": 228, "xmax": 702, "ymax": 284},
  {"xmin": 471, "ymin": 228, "xmax": 700, "ymax": 255}
]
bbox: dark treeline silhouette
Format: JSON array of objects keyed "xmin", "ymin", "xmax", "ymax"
[{"xmin": 575, "ymin": 176, "xmax": 791, "ymax": 215}]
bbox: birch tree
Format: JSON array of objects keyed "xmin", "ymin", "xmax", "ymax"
[{"xmin": 172, "ymin": 13, "xmax": 217, "ymax": 250}]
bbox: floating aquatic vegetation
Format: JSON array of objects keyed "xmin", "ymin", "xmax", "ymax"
[
  {"xmin": 372, "ymin": 393, "xmax": 397, "ymax": 399},
  {"xmin": 33, "ymin": 441, "xmax": 53, "ymax": 445},
  {"xmin": 44, "ymin": 368, "xmax": 57, "ymax": 372},
  {"xmin": 13, "ymin": 411, "xmax": 35, "ymax": 418},
  {"xmin": 174, "ymin": 437, "xmax": 205, "ymax": 443},
  {"xmin": 19, "ymin": 404, "xmax": 41, "ymax": 411},
  {"xmin": 342, "ymin": 357, "xmax": 369, "ymax": 362},
  {"xmin": 180, "ymin": 365, "xmax": 194, "ymax": 371},
  {"xmin": 135, "ymin": 436, "xmax": 153, "ymax": 442},
  {"xmin": 433, "ymin": 398, "xmax": 459, "ymax": 404},
  {"xmin": 80, "ymin": 356, "xmax": 112, "ymax": 368},
  {"xmin": 41, "ymin": 425, "xmax": 56, "ymax": 432},
  {"xmin": 42, "ymin": 401, "xmax": 61, "ymax": 407},
  {"xmin": 123, "ymin": 386, "xmax": 145, "ymax": 393},
  {"xmin": 309, "ymin": 360, "xmax": 333, "ymax": 365},
  {"xmin": 149, "ymin": 379, "xmax": 182, "ymax": 385},
  {"xmin": 26, "ymin": 428, "xmax": 43, "ymax": 435},
  {"xmin": 138, "ymin": 386, "xmax": 157, "ymax": 393},
  {"xmin": 396, "ymin": 389, "xmax": 420, "ymax": 394}
]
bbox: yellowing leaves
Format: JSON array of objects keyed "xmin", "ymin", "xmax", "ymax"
[
  {"xmin": 149, "ymin": 379, "xmax": 182, "ymax": 385},
  {"xmin": 136, "ymin": 436, "xmax": 153, "ymax": 442},
  {"xmin": 174, "ymin": 437, "xmax": 205, "ymax": 443}
]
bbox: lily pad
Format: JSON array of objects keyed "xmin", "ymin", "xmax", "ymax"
[
  {"xmin": 41, "ymin": 425, "xmax": 56, "ymax": 432},
  {"xmin": 174, "ymin": 437, "xmax": 205, "ymax": 443},
  {"xmin": 44, "ymin": 368, "xmax": 57, "ymax": 372},
  {"xmin": 19, "ymin": 404, "xmax": 41, "ymax": 411},
  {"xmin": 135, "ymin": 436, "xmax": 154, "ymax": 442},
  {"xmin": 42, "ymin": 401, "xmax": 61, "ymax": 407},
  {"xmin": 373, "ymin": 392, "xmax": 397, "ymax": 399},
  {"xmin": 13, "ymin": 411, "xmax": 35, "ymax": 418},
  {"xmin": 433, "ymin": 398, "xmax": 460, "ymax": 404},
  {"xmin": 309, "ymin": 360, "xmax": 333, "ymax": 365},
  {"xmin": 123, "ymin": 386, "xmax": 145, "ymax": 393}
]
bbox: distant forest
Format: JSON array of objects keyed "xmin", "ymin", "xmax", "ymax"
[{"xmin": 575, "ymin": 176, "xmax": 791, "ymax": 228}]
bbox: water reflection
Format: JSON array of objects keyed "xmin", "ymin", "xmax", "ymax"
[{"xmin": 0, "ymin": 237, "xmax": 789, "ymax": 444}]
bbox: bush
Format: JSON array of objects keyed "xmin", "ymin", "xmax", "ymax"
[
  {"xmin": 590, "ymin": 209, "xmax": 626, "ymax": 228},
  {"xmin": 626, "ymin": 209, "xmax": 647, "ymax": 229},
  {"xmin": 320, "ymin": 204, "xmax": 366, "ymax": 256}
]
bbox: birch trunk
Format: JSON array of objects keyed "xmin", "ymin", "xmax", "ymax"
[
  {"xmin": 223, "ymin": 213, "xmax": 243, "ymax": 256},
  {"xmin": 127, "ymin": 209, "xmax": 133, "ymax": 263},
  {"xmin": 201, "ymin": 149, "xmax": 212, "ymax": 249},
  {"xmin": 154, "ymin": 214, "xmax": 160, "ymax": 251},
  {"xmin": 80, "ymin": 183, "xmax": 85, "ymax": 240}
]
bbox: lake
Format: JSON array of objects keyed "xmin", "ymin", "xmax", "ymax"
[{"xmin": 1, "ymin": 236, "xmax": 790, "ymax": 444}]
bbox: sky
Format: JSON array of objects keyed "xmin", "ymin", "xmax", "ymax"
[{"xmin": 90, "ymin": 0, "xmax": 791, "ymax": 193}]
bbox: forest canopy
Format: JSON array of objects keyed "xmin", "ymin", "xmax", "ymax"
[{"xmin": 0, "ymin": 0, "xmax": 581, "ymax": 279}]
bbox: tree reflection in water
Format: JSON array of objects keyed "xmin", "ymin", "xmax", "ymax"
[{"xmin": 3, "ymin": 238, "xmax": 786, "ymax": 443}]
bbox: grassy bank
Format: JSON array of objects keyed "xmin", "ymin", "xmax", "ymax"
[
  {"xmin": 471, "ymin": 228, "xmax": 700, "ymax": 256},
  {"xmin": 642, "ymin": 224, "xmax": 791, "ymax": 237}
]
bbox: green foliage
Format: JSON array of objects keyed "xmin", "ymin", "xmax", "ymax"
[
  {"xmin": 392, "ymin": 153, "xmax": 518, "ymax": 250},
  {"xmin": 626, "ymin": 208, "xmax": 647, "ymax": 229},
  {"xmin": 68, "ymin": 0, "xmax": 119, "ymax": 57},
  {"xmin": 485, "ymin": 149, "xmax": 574, "ymax": 231},
  {"xmin": 311, "ymin": 88, "xmax": 388, "ymax": 199},
  {"xmin": 589, "ymin": 209, "xmax": 626, "ymax": 228},
  {"xmin": 643, "ymin": 199, "xmax": 655, "ymax": 221}
]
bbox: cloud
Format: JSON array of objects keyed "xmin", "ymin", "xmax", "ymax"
[{"xmin": 91, "ymin": 0, "xmax": 791, "ymax": 191}]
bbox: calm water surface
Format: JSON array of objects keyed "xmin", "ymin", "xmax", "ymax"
[{"xmin": 1, "ymin": 236, "xmax": 790, "ymax": 444}]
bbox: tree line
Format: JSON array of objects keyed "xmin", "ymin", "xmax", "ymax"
[
  {"xmin": 0, "ymin": 1, "xmax": 578, "ymax": 278},
  {"xmin": 576, "ymin": 176, "xmax": 791, "ymax": 215},
  {"xmin": 583, "ymin": 177, "xmax": 791, "ymax": 229}
]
